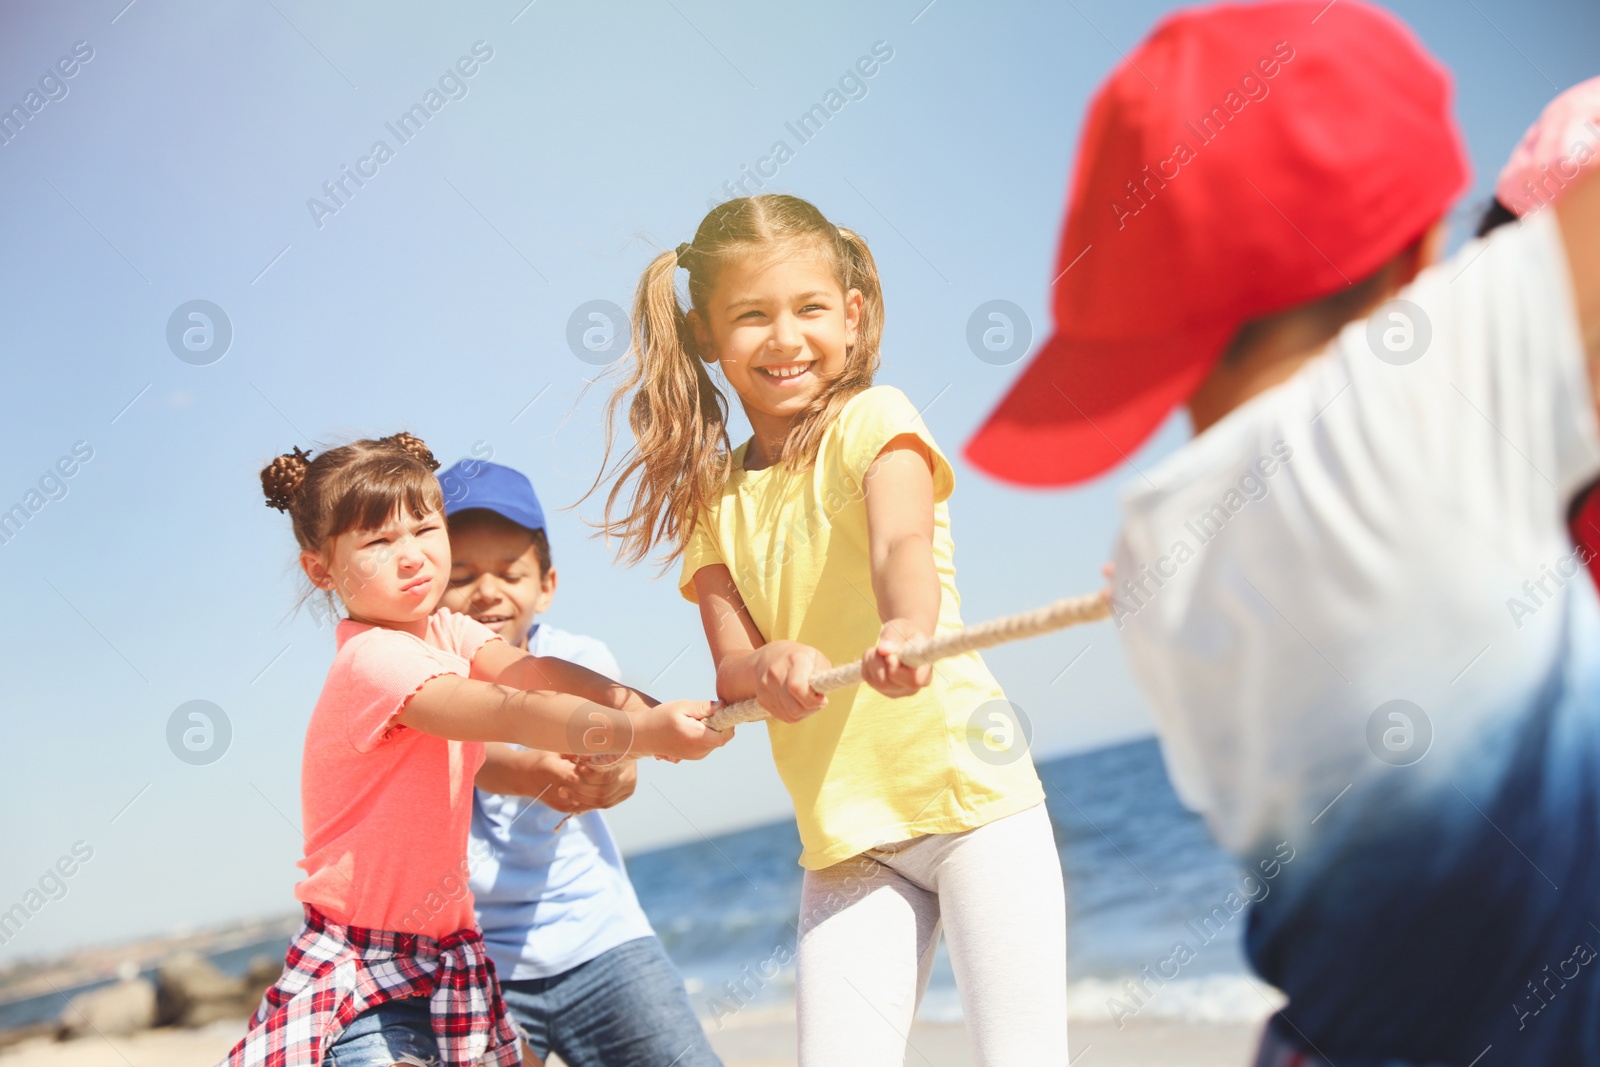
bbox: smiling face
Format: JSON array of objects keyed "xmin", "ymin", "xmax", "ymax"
[
  {"xmin": 690, "ymin": 245, "xmax": 863, "ymax": 461},
  {"xmin": 301, "ymin": 507, "xmax": 452, "ymax": 632},
  {"xmin": 438, "ymin": 510, "xmax": 554, "ymax": 648}
]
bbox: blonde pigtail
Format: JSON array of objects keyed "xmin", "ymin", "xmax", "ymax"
[
  {"xmin": 835, "ymin": 227, "xmax": 884, "ymax": 373},
  {"xmin": 592, "ymin": 249, "xmax": 732, "ymax": 568}
]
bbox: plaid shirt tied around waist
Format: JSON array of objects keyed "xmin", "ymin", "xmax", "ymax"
[{"xmin": 221, "ymin": 905, "xmax": 520, "ymax": 1067}]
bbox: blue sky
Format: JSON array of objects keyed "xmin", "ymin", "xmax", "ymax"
[{"xmin": 0, "ymin": 0, "xmax": 1594, "ymax": 961}]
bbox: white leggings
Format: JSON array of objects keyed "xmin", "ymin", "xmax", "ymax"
[{"xmin": 795, "ymin": 802, "xmax": 1068, "ymax": 1066}]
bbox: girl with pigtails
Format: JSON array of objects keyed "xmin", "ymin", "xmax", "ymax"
[
  {"xmin": 595, "ymin": 194, "xmax": 1068, "ymax": 1064},
  {"xmin": 222, "ymin": 432, "xmax": 729, "ymax": 1067}
]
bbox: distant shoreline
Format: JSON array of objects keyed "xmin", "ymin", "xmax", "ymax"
[{"xmin": 0, "ymin": 913, "xmax": 299, "ymax": 1013}]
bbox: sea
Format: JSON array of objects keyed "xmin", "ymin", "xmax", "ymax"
[{"xmin": 0, "ymin": 737, "xmax": 1279, "ymax": 1033}]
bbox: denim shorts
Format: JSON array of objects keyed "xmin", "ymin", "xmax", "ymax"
[
  {"xmin": 326, "ymin": 997, "xmax": 437, "ymax": 1067},
  {"xmin": 498, "ymin": 935, "xmax": 719, "ymax": 1067}
]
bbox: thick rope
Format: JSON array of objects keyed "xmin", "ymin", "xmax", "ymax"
[{"xmin": 705, "ymin": 590, "xmax": 1111, "ymax": 731}]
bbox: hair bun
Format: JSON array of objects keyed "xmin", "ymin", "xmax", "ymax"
[
  {"xmin": 383, "ymin": 432, "xmax": 440, "ymax": 471},
  {"xmin": 261, "ymin": 446, "xmax": 313, "ymax": 512}
]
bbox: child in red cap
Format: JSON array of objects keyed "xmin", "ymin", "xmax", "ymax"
[{"xmin": 968, "ymin": 2, "xmax": 1600, "ymax": 1064}]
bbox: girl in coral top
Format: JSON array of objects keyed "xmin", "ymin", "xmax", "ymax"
[
  {"xmin": 595, "ymin": 195, "xmax": 1067, "ymax": 1066},
  {"xmin": 223, "ymin": 432, "xmax": 728, "ymax": 1067}
]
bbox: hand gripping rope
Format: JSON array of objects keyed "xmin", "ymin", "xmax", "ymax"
[{"xmin": 704, "ymin": 590, "xmax": 1112, "ymax": 732}]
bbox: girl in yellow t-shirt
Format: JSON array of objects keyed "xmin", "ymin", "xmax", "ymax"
[{"xmin": 595, "ymin": 194, "xmax": 1067, "ymax": 1064}]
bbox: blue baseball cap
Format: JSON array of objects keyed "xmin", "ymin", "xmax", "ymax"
[{"xmin": 438, "ymin": 459, "xmax": 546, "ymax": 535}]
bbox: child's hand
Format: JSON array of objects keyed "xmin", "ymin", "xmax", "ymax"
[
  {"xmin": 477, "ymin": 744, "xmax": 626, "ymax": 808},
  {"xmin": 862, "ymin": 619, "xmax": 932, "ymax": 698},
  {"xmin": 555, "ymin": 755, "xmax": 638, "ymax": 812},
  {"xmin": 754, "ymin": 641, "xmax": 831, "ymax": 723},
  {"xmin": 639, "ymin": 699, "xmax": 733, "ymax": 761}
]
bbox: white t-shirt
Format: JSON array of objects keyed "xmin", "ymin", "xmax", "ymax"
[
  {"xmin": 1113, "ymin": 212, "xmax": 1600, "ymax": 1059},
  {"xmin": 1117, "ymin": 211, "xmax": 1599, "ymax": 852}
]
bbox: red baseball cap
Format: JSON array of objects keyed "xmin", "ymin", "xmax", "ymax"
[{"xmin": 965, "ymin": 0, "xmax": 1469, "ymax": 487}]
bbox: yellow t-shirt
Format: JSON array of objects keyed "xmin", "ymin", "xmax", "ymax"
[{"xmin": 679, "ymin": 385, "xmax": 1043, "ymax": 869}]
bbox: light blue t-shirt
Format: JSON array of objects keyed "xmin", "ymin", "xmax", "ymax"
[{"xmin": 468, "ymin": 623, "xmax": 655, "ymax": 980}]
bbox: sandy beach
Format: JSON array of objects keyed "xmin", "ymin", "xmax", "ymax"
[{"xmin": 0, "ymin": 1012, "xmax": 1260, "ymax": 1066}]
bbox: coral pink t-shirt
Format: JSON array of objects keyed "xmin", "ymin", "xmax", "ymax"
[{"xmin": 295, "ymin": 608, "xmax": 503, "ymax": 939}]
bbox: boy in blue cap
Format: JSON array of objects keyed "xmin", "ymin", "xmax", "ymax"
[{"xmin": 437, "ymin": 457, "xmax": 720, "ymax": 1067}]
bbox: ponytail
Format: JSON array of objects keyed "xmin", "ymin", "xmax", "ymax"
[{"xmin": 591, "ymin": 250, "xmax": 732, "ymax": 568}]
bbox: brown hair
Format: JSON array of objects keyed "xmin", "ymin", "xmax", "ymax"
[
  {"xmin": 529, "ymin": 527, "xmax": 551, "ymax": 575},
  {"xmin": 591, "ymin": 194, "xmax": 884, "ymax": 567},
  {"xmin": 1218, "ymin": 230, "xmax": 1431, "ymax": 366},
  {"xmin": 260, "ymin": 432, "xmax": 443, "ymax": 554}
]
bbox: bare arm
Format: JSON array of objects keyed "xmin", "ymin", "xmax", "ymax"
[
  {"xmin": 476, "ymin": 743, "xmax": 571, "ymax": 799},
  {"xmin": 397, "ymin": 640, "xmax": 731, "ymax": 760},
  {"xmin": 692, "ymin": 563, "xmax": 831, "ymax": 724},
  {"xmin": 1558, "ymin": 169, "xmax": 1600, "ymax": 417},
  {"xmin": 860, "ymin": 434, "xmax": 940, "ymax": 696},
  {"xmin": 475, "ymin": 744, "xmax": 637, "ymax": 812},
  {"xmin": 396, "ymin": 673, "xmax": 618, "ymax": 750},
  {"xmin": 471, "ymin": 638, "xmax": 654, "ymax": 713}
]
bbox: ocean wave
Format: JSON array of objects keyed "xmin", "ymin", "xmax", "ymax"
[
  {"xmin": 680, "ymin": 946, "xmax": 1281, "ymax": 1028},
  {"xmin": 1064, "ymin": 974, "xmax": 1285, "ymax": 1024}
]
